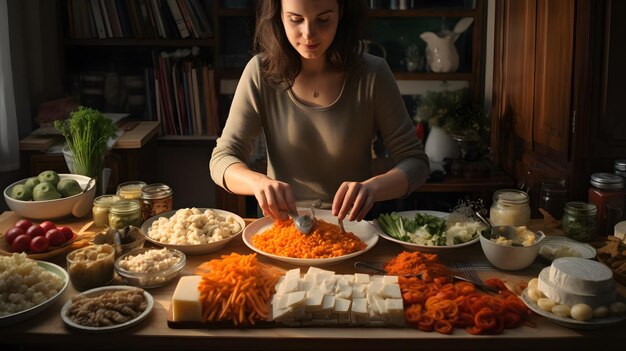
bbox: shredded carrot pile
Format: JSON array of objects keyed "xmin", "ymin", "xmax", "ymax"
[
  {"xmin": 400, "ymin": 275, "xmax": 534, "ymax": 335},
  {"xmin": 197, "ymin": 253, "xmax": 284, "ymax": 325},
  {"xmin": 252, "ymin": 219, "xmax": 367, "ymax": 258},
  {"xmin": 383, "ymin": 251, "xmax": 452, "ymax": 282}
]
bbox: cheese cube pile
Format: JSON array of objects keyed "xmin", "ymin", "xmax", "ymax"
[{"xmin": 271, "ymin": 267, "xmax": 405, "ymax": 326}]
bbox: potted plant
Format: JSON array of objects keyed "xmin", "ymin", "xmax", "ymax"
[{"xmin": 54, "ymin": 106, "xmax": 117, "ymax": 180}]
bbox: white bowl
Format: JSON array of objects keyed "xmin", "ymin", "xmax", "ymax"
[
  {"xmin": 3, "ymin": 174, "xmax": 96, "ymax": 219},
  {"xmin": 479, "ymin": 227, "xmax": 543, "ymax": 270}
]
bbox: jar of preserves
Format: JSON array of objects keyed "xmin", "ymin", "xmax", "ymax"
[
  {"xmin": 116, "ymin": 181, "xmax": 147, "ymax": 200},
  {"xmin": 489, "ymin": 189, "xmax": 531, "ymax": 227},
  {"xmin": 108, "ymin": 199, "xmax": 143, "ymax": 229},
  {"xmin": 588, "ymin": 173, "xmax": 624, "ymax": 236},
  {"xmin": 562, "ymin": 201, "xmax": 597, "ymax": 242},
  {"xmin": 92, "ymin": 194, "xmax": 120, "ymax": 227},
  {"xmin": 140, "ymin": 183, "xmax": 173, "ymax": 220},
  {"xmin": 614, "ymin": 159, "xmax": 626, "ymax": 179}
]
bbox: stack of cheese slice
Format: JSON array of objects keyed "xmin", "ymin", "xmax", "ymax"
[
  {"xmin": 271, "ymin": 267, "xmax": 405, "ymax": 326},
  {"xmin": 170, "ymin": 267, "xmax": 406, "ymax": 326},
  {"xmin": 537, "ymin": 257, "xmax": 616, "ymax": 309}
]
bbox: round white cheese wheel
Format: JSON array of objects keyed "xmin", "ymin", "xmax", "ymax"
[
  {"xmin": 548, "ymin": 257, "xmax": 615, "ymax": 295},
  {"xmin": 538, "ymin": 267, "xmax": 617, "ymax": 309}
]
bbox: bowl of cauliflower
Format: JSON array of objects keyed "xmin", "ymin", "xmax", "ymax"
[{"xmin": 140, "ymin": 208, "xmax": 245, "ymax": 255}]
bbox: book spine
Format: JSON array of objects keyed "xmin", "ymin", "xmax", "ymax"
[
  {"xmin": 98, "ymin": 0, "xmax": 113, "ymax": 37},
  {"xmin": 89, "ymin": 0, "xmax": 107, "ymax": 38},
  {"xmin": 188, "ymin": 0, "xmax": 213, "ymax": 38},
  {"xmin": 149, "ymin": 0, "xmax": 167, "ymax": 38},
  {"xmin": 176, "ymin": 0, "xmax": 198, "ymax": 38},
  {"xmin": 166, "ymin": 0, "xmax": 190, "ymax": 39},
  {"xmin": 104, "ymin": 0, "xmax": 123, "ymax": 38}
]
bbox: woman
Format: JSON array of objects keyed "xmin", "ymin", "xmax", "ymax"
[{"xmin": 210, "ymin": 0, "xmax": 429, "ymax": 222}]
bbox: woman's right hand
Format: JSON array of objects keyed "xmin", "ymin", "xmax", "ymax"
[{"xmin": 252, "ymin": 178, "xmax": 297, "ymax": 221}]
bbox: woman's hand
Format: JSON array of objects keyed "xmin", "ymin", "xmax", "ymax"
[
  {"xmin": 252, "ymin": 178, "xmax": 297, "ymax": 221},
  {"xmin": 332, "ymin": 181, "xmax": 376, "ymax": 222}
]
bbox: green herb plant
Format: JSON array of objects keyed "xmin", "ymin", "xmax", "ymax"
[{"xmin": 54, "ymin": 106, "xmax": 117, "ymax": 178}]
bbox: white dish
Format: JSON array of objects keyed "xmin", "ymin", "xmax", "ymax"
[
  {"xmin": 243, "ymin": 209, "xmax": 379, "ymax": 266},
  {"xmin": 60, "ymin": 285, "xmax": 153, "ymax": 332},
  {"xmin": 0, "ymin": 261, "xmax": 69, "ymax": 326},
  {"xmin": 537, "ymin": 236, "xmax": 596, "ymax": 262},
  {"xmin": 373, "ymin": 210, "xmax": 480, "ymax": 252},
  {"xmin": 3, "ymin": 173, "xmax": 97, "ymax": 219},
  {"xmin": 520, "ymin": 288, "xmax": 626, "ymax": 329},
  {"xmin": 140, "ymin": 208, "xmax": 246, "ymax": 255}
]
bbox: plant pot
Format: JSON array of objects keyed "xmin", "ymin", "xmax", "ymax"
[{"xmin": 424, "ymin": 126, "xmax": 460, "ymax": 162}]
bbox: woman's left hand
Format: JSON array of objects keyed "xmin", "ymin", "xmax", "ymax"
[{"xmin": 332, "ymin": 182, "xmax": 376, "ymax": 222}]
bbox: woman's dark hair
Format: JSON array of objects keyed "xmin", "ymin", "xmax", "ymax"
[{"xmin": 253, "ymin": 0, "xmax": 366, "ymax": 86}]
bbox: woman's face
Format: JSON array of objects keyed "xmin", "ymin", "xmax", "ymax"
[{"xmin": 281, "ymin": 0, "xmax": 339, "ymax": 61}]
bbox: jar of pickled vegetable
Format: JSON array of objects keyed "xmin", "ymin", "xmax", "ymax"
[
  {"xmin": 489, "ymin": 189, "xmax": 531, "ymax": 227},
  {"xmin": 92, "ymin": 194, "xmax": 120, "ymax": 227},
  {"xmin": 108, "ymin": 199, "xmax": 142, "ymax": 229},
  {"xmin": 116, "ymin": 181, "xmax": 147, "ymax": 201},
  {"xmin": 140, "ymin": 183, "xmax": 173, "ymax": 220},
  {"xmin": 562, "ymin": 201, "xmax": 597, "ymax": 242}
]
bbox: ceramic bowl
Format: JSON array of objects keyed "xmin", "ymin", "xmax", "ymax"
[
  {"xmin": 3, "ymin": 174, "xmax": 96, "ymax": 220},
  {"xmin": 479, "ymin": 227, "xmax": 543, "ymax": 270}
]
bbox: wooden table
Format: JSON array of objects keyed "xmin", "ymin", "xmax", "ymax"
[{"xmin": 0, "ymin": 212, "xmax": 624, "ymax": 351}]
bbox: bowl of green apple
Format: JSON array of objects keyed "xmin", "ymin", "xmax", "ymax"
[{"xmin": 3, "ymin": 170, "xmax": 96, "ymax": 220}]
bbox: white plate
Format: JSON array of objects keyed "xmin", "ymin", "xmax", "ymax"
[
  {"xmin": 373, "ymin": 210, "xmax": 480, "ymax": 252},
  {"xmin": 140, "ymin": 208, "xmax": 246, "ymax": 255},
  {"xmin": 60, "ymin": 285, "xmax": 154, "ymax": 332},
  {"xmin": 243, "ymin": 209, "xmax": 379, "ymax": 266},
  {"xmin": 0, "ymin": 261, "xmax": 69, "ymax": 326},
  {"xmin": 538, "ymin": 236, "xmax": 597, "ymax": 262},
  {"xmin": 520, "ymin": 288, "xmax": 626, "ymax": 329}
]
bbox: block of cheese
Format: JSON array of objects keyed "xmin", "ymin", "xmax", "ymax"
[
  {"xmin": 171, "ymin": 275, "xmax": 203, "ymax": 322},
  {"xmin": 548, "ymin": 257, "xmax": 615, "ymax": 295},
  {"xmin": 538, "ymin": 267, "xmax": 616, "ymax": 308}
]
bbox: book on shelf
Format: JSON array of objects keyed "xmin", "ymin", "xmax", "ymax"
[
  {"xmin": 166, "ymin": 0, "xmax": 191, "ymax": 39},
  {"xmin": 88, "ymin": 0, "xmax": 107, "ymax": 38},
  {"xmin": 188, "ymin": 0, "xmax": 213, "ymax": 38},
  {"xmin": 114, "ymin": 0, "xmax": 133, "ymax": 37},
  {"xmin": 138, "ymin": 0, "xmax": 157, "ymax": 38},
  {"xmin": 176, "ymin": 0, "xmax": 199, "ymax": 38},
  {"xmin": 98, "ymin": 0, "xmax": 113, "ymax": 38},
  {"xmin": 103, "ymin": 0, "xmax": 124, "ymax": 38}
]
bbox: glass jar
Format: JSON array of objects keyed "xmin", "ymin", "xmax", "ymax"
[
  {"xmin": 92, "ymin": 194, "xmax": 120, "ymax": 227},
  {"xmin": 562, "ymin": 201, "xmax": 597, "ymax": 242},
  {"xmin": 540, "ymin": 178, "xmax": 568, "ymax": 220},
  {"xmin": 140, "ymin": 183, "xmax": 173, "ymax": 221},
  {"xmin": 116, "ymin": 181, "xmax": 147, "ymax": 201},
  {"xmin": 108, "ymin": 199, "xmax": 143, "ymax": 229},
  {"xmin": 588, "ymin": 173, "xmax": 624, "ymax": 236},
  {"xmin": 489, "ymin": 189, "xmax": 531, "ymax": 227},
  {"xmin": 614, "ymin": 159, "xmax": 626, "ymax": 179}
]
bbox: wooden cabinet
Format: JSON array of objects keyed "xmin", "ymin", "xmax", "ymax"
[{"xmin": 491, "ymin": 0, "xmax": 626, "ymax": 215}]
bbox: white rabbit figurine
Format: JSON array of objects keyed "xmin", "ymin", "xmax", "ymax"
[{"xmin": 420, "ymin": 17, "xmax": 474, "ymax": 73}]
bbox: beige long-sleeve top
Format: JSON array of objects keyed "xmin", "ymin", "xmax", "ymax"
[{"xmin": 210, "ymin": 53, "xmax": 429, "ymax": 207}]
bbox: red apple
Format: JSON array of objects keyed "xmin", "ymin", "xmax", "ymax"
[
  {"xmin": 45, "ymin": 228, "xmax": 66, "ymax": 246},
  {"xmin": 12, "ymin": 234, "xmax": 31, "ymax": 252},
  {"xmin": 29, "ymin": 236, "xmax": 49, "ymax": 253},
  {"xmin": 26, "ymin": 225, "xmax": 45, "ymax": 238},
  {"xmin": 39, "ymin": 221, "xmax": 57, "ymax": 233},
  {"xmin": 58, "ymin": 226, "xmax": 74, "ymax": 241},
  {"xmin": 14, "ymin": 219, "xmax": 32, "ymax": 232},
  {"xmin": 5, "ymin": 227, "xmax": 25, "ymax": 245}
]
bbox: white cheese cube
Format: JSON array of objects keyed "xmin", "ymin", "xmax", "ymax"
[
  {"xmin": 171, "ymin": 275, "xmax": 203, "ymax": 322},
  {"xmin": 351, "ymin": 297, "xmax": 368, "ymax": 315},
  {"xmin": 382, "ymin": 275, "xmax": 398, "ymax": 284},
  {"xmin": 378, "ymin": 283, "xmax": 402, "ymax": 299},
  {"xmin": 386, "ymin": 298, "xmax": 404, "ymax": 313},
  {"xmin": 286, "ymin": 268, "xmax": 301, "ymax": 280},
  {"xmin": 354, "ymin": 273, "xmax": 370, "ymax": 284},
  {"xmin": 334, "ymin": 297, "xmax": 351, "ymax": 314},
  {"xmin": 352, "ymin": 283, "xmax": 367, "ymax": 298},
  {"xmin": 305, "ymin": 288, "xmax": 325, "ymax": 309},
  {"xmin": 286, "ymin": 290, "xmax": 306, "ymax": 307},
  {"xmin": 321, "ymin": 295, "xmax": 335, "ymax": 311},
  {"xmin": 367, "ymin": 281, "xmax": 383, "ymax": 297}
]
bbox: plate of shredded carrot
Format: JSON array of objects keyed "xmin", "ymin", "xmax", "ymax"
[{"xmin": 243, "ymin": 209, "xmax": 379, "ymax": 266}]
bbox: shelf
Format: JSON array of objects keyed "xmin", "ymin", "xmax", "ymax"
[
  {"xmin": 393, "ymin": 72, "xmax": 473, "ymax": 80},
  {"xmin": 368, "ymin": 9, "xmax": 477, "ymax": 18},
  {"xmin": 65, "ymin": 38, "xmax": 215, "ymax": 47}
]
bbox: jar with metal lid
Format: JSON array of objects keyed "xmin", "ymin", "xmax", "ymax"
[
  {"xmin": 116, "ymin": 181, "xmax": 147, "ymax": 200},
  {"xmin": 108, "ymin": 199, "xmax": 143, "ymax": 229},
  {"xmin": 92, "ymin": 194, "xmax": 120, "ymax": 227},
  {"xmin": 140, "ymin": 183, "xmax": 173, "ymax": 220},
  {"xmin": 615, "ymin": 159, "xmax": 626, "ymax": 178},
  {"xmin": 562, "ymin": 201, "xmax": 597, "ymax": 242},
  {"xmin": 489, "ymin": 189, "xmax": 531, "ymax": 227},
  {"xmin": 588, "ymin": 172, "xmax": 624, "ymax": 236}
]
